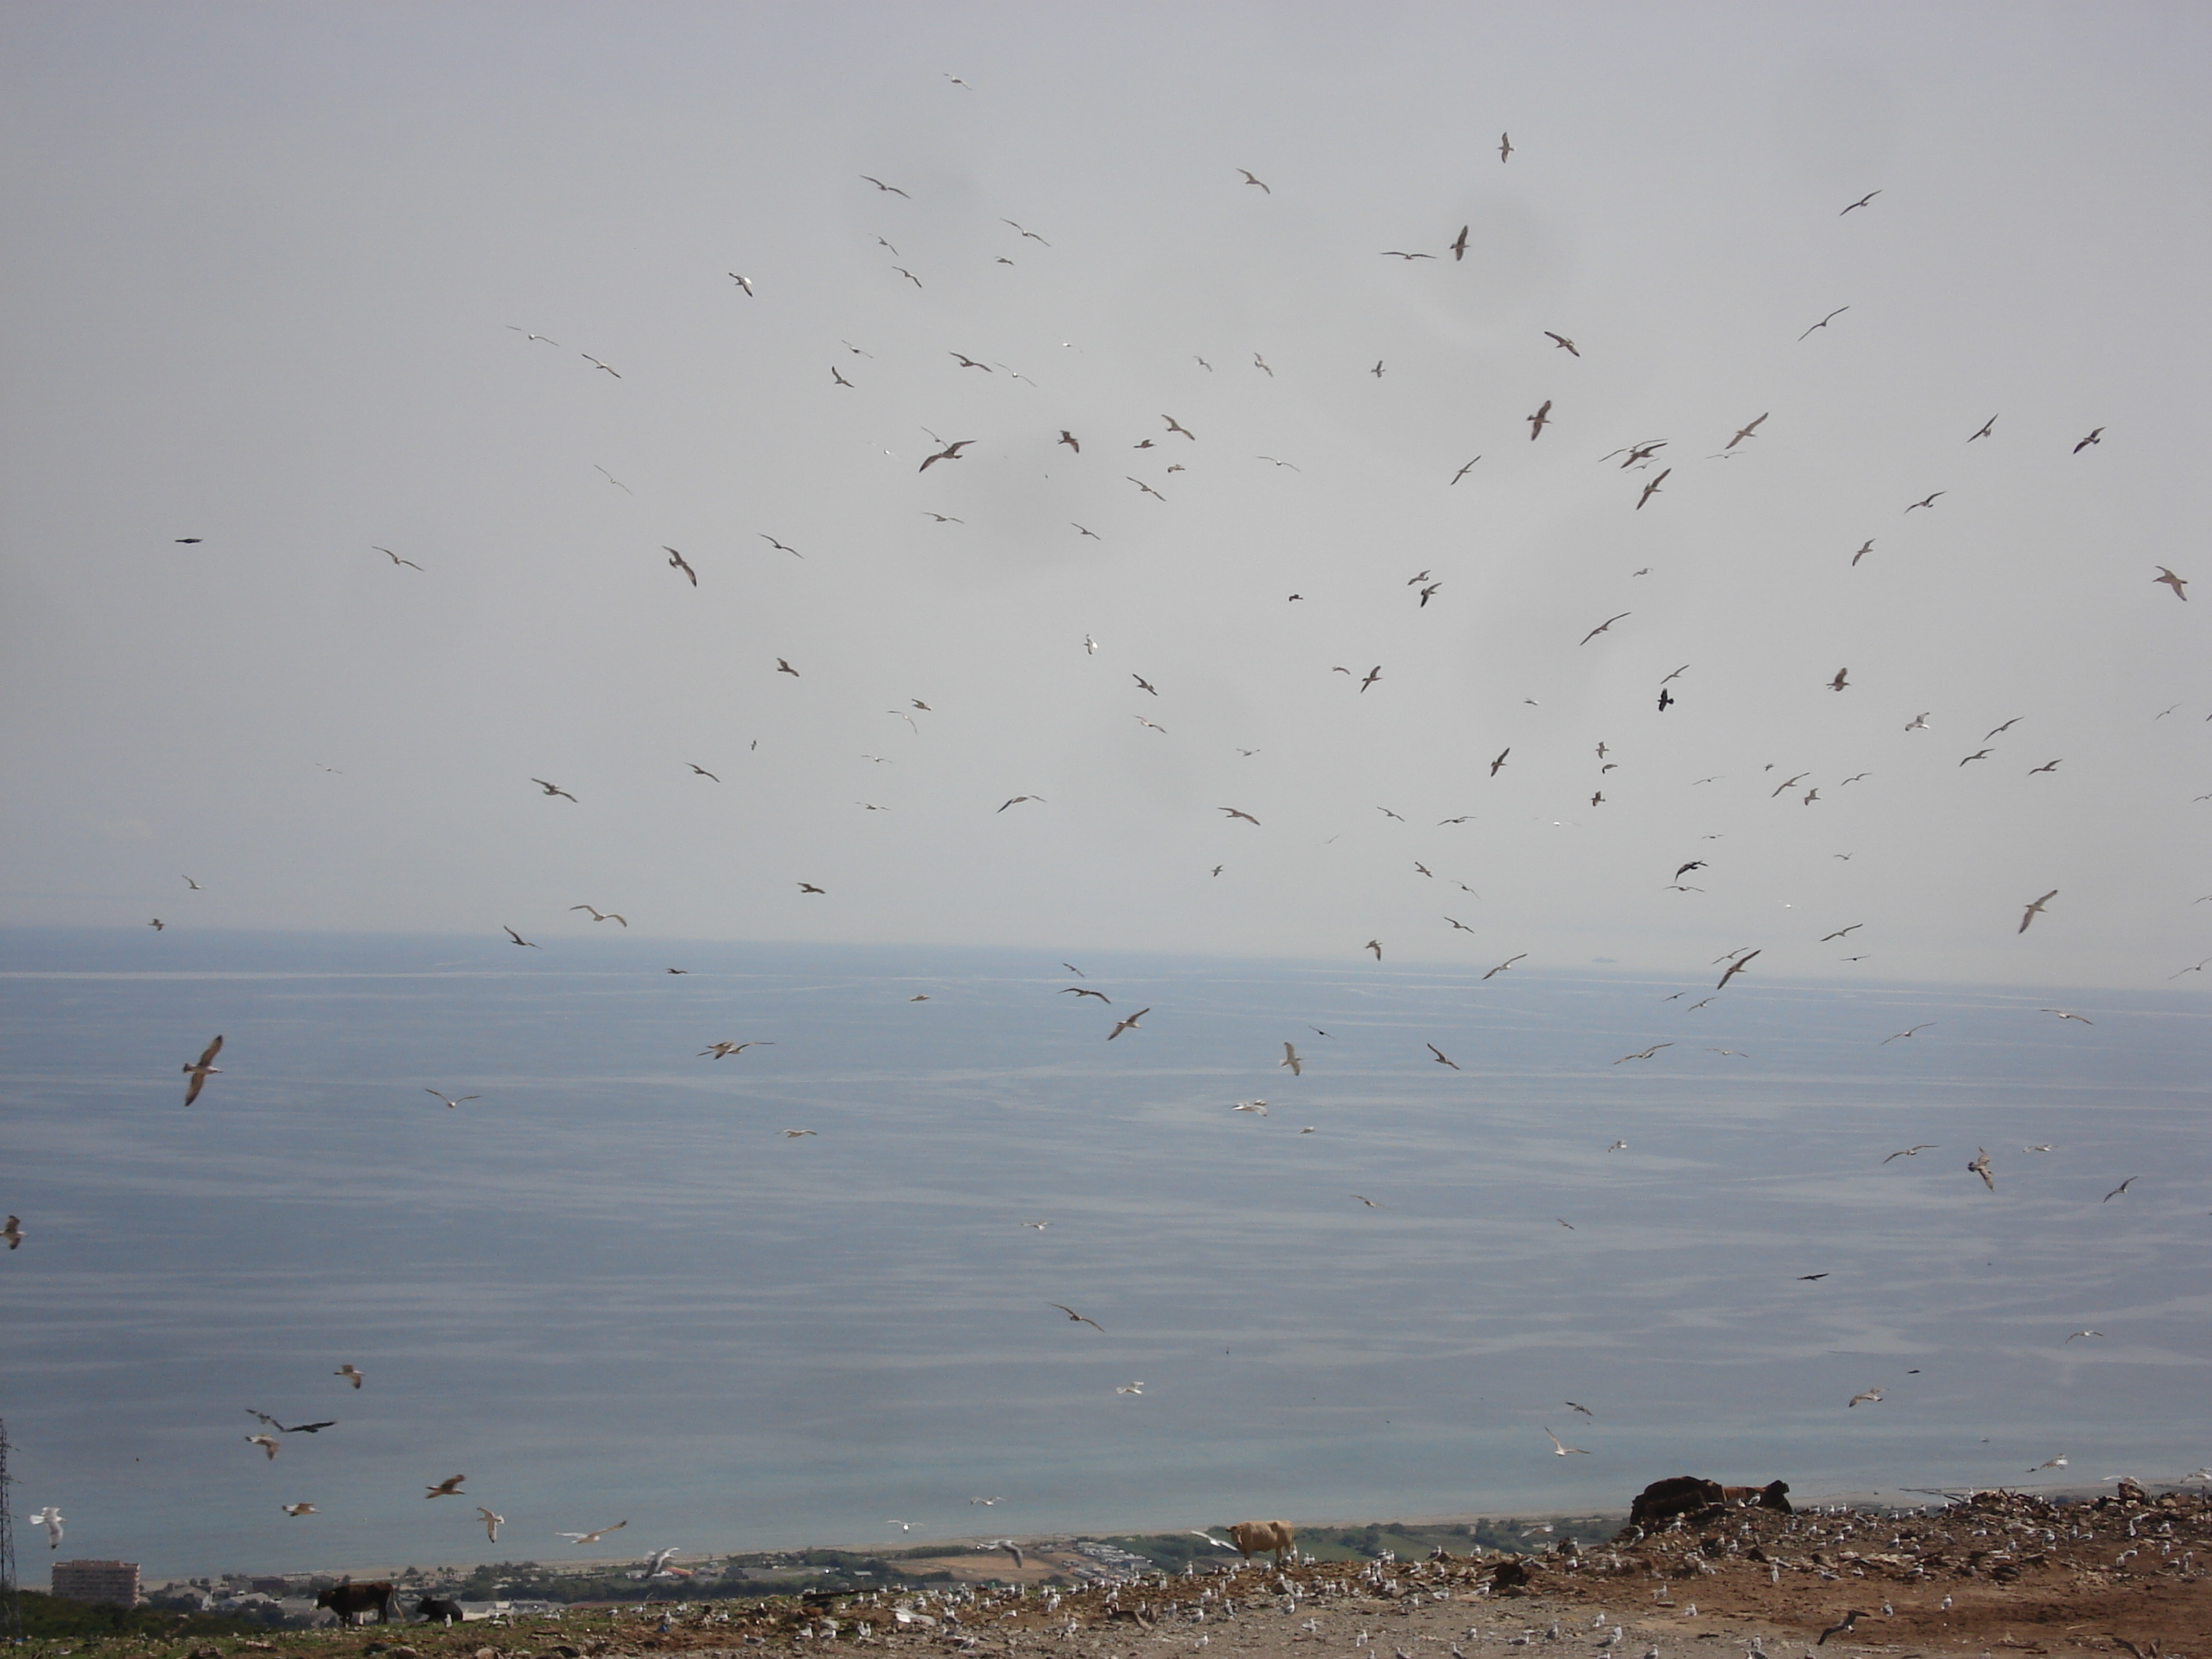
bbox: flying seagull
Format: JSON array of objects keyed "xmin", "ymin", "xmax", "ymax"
[
  {"xmin": 2018, "ymin": 889, "xmax": 2058, "ymax": 933},
  {"xmin": 663, "ymin": 547, "xmax": 697, "ymax": 586},
  {"xmin": 1716, "ymin": 950, "xmax": 1760, "ymax": 991},
  {"xmin": 1544, "ymin": 1428, "xmax": 1590, "ymax": 1456},
  {"xmin": 1968, "ymin": 1148, "xmax": 1995, "ymax": 1191},
  {"xmin": 425, "ymin": 1475, "xmax": 466, "ymax": 1498},
  {"xmin": 531, "ymin": 778, "xmax": 577, "ymax": 801},
  {"xmin": 727, "ymin": 272, "xmax": 752, "ymax": 295},
  {"xmin": 1450, "ymin": 456, "xmax": 1481, "ymax": 484},
  {"xmin": 1544, "ymin": 331, "xmax": 1579, "ymax": 356},
  {"xmin": 1426, "ymin": 1044, "xmax": 1459, "ymax": 1069},
  {"xmin": 569, "ymin": 905, "xmax": 627, "ymax": 926},
  {"xmin": 860, "ymin": 175, "xmax": 909, "ymax": 196},
  {"xmin": 1580, "ymin": 612, "xmax": 1630, "ymax": 645},
  {"xmin": 1526, "ymin": 399, "xmax": 1553, "ymax": 440},
  {"xmin": 1220, "ymin": 807, "xmax": 1260, "ymax": 825},
  {"xmin": 1049, "ymin": 1302, "xmax": 1104, "ymax": 1331},
  {"xmin": 1906, "ymin": 491, "xmax": 1945, "ymax": 512},
  {"xmin": 1483, "ymin": 954, "xmax": 1525, "ymax": 980},
  {"xmin": 2102, "ymin": 1176, "xmax": 2140, "ymax": 1202},
  {"xmin": 920, "ymin": 440, "xmax": 974, "ymax": 471},
  {"xmin": 1635, "ymin": 469, "xmax": 1669, "ymax": 509},
  {"xmin": 1450, "ymin": 225, "xmax": 1470, "ymax": 259},
  {"xmin": 1882, "ymin": 1144, "xmax": 1938, "ymax": 1163},
  {"xmin": 335, "ymin": 1364, "xmax": 364, "ymax": 1388},
  {"xmin": 1968, "ymin": 414, "xmax": 1998, "ymax": 441},
  {"xmin": 1280, "ymin": 1043, "xmax": 1302, "ymax": 1075},
  {"xmin": 1725, "ymin": 412, "xmax": 1768, "ymax": 448},
  {"xmin": 1237, "ymin": 170, "xmax": 1270, "ymax": 193},
  {"xmin": 374, "ymin": 547, "xmax": 423, "ymax": 570},
  {"xmin": 558, "ymin": 1522, "xmax": 628, "ymax": 1545},
  {"xmin": 423, "ymin": 1090, "xmax": 480, "ymax": 1109},
  {"xmin": 1798, "ymin": 306, "xmax": 1849, "ymax": 341},
  {"xmin": 998, "ymin": 795, "xmax": 1046, "ymax": 812},
  {"xmin": 1881, "ymin": 1023, "xmax": 1935, "ymax": 1044},
  {"xmin": 1840, "ymin": 190, "xmax": 1881, "ymax": 214},
  {"xmin": 1106, "ymin": 1007, "xmax": 1151, "ymax": 1040},
  {"xmin": 478, "ymin": 1507, "xmax": 505, "ymax": 1542},
  {"xmin": 1614, "ymin": 1042, "xmax": 1673, "ymax": 1064},
  {"xmin": 580, "ymin": 354, "xmax": 620, "ymax": 377},
  {"xmin": 2153, "ymin": 566, "xmax": 2188, "ymax": 599},
  {"xmin": 2073, "ymin": 427, "xmax": 2104, "ymax": 452},
  {"xmin": 182, "ymin": 1035, "xmax": 225, "ymax": 1105},
  {"xmin": 503, "ymin": 926, "xmax": 540, "ymax": 948},
  {"xmin": 245, "ymin": 1434, "xmax": 280, "ymax": 1459},
  {"xmin": 1498, "ymin": 132, "xmax": 1513, "ymax": 161}
]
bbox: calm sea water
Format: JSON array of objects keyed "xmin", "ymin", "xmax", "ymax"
[{"xmin": 2, "ymin": 927, "xmax": 2206, "ymax": 1580}]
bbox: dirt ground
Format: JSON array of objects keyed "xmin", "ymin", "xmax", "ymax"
[{"xmin": 110, "ymin": 1488, "xmax": 2207, "ymax": 1659}]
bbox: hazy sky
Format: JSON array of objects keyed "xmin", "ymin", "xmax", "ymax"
[{"xmin": 2, "ymin": 1, "xmax": 2207, "ymax": 987}]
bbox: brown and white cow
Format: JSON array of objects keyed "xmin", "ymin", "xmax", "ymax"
[{"xmin": 1225, "ymin": 1519, "xmax": 1295, "ymax": 1566}]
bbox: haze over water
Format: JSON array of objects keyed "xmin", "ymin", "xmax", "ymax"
[{"xmin": 3, "ymin": 927, "xmax": 2204, "ymax": 1580}]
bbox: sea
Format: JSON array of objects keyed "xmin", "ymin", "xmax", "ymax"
[{"xmin": 2, "ymin": 926, "xmax": 2205, "ymax": 1581}]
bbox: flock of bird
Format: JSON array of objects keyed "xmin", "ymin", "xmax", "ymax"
[{"xmin": 16, "ymin": 80, "xmax": 2207, "ymax": 1583}]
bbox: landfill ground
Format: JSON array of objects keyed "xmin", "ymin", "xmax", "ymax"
[{"xmin": 74, "ymin": 1487, "xmax": 2210, "ymax": 1659}]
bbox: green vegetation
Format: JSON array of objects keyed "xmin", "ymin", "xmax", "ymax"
[{"xmin": 15, "ymin": 1591, "xmax": 273, "ymax": 1642}]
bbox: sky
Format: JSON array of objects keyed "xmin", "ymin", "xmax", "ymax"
[{"xmin": 2, "ymin": 1, "xmax": 2209, "ymax": 987}]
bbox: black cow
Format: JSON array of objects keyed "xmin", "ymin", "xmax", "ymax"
[
  {"xmin": 415, "ymin": 1598, "xmax": 466, "ymax": 1625},
  {"xmin": 314, "ymin": 1581, "xmax": 397, "ymax": 1624},
  {"xmin": 1628, "ymin": 1476, "xmax": 1725, "ymax": 1528}
]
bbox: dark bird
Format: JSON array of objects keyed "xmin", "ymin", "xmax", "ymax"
[
  {"xmin": 1417, "ymin": 582, "xmax": 1441, "ymax": 606},
  {"xmin": 727, "ymin": 272, "xmax": 753, "ymax": 295},
  {"xmin": 1106, "ymin": 1007, "xmax": 1150, "ymax": 1040},
  {"xmin": 503, "ymin": 926, "xmax": 540, "ymax": 949},
  {"xmin": 997, "ymin": 796, "xmax": 1046, "ymax": 812},
  {"xmin": 247, "ymin": 1410, "xmax": 335, "ymax": 1434},
  {"xmin": 663, "ymin": 547, "xmax": 697, "ymax": 586},
  {"xmin": 861, "ymin": 175, "xmax": 910, "ymax": 196},
  {"xmin": 374, "ymin": 547, "xmax": 423, "ymax": 570},
  {"xmin": 2029, "ymin": 759, "xmax": 2062, "ymax": 774},
  {"xmin": 1220, "ymin": 807, "xmax": 1261, "ymax": 825},
  {"xmin": 1829, "ymin": 667, "xmax": 1849, "ymax": 691},
  {"xmin": 1798, "ymin": 306, "xmax": 1849, "ymax": 341},
  {"xmin": 920, "ymin": 440, "xmax": 973, "ymax": 472},
  {"xmin": 1426, "ymin": 1044, "xmax": 1459, "ymax": 1069},
  {"xmin": 1968, "ymin": 1148, "xmax": 1995, "ymax": 1190},
  {"xmin": 2019, "ymin": 889, "xmax": 2058, "ymax": 933},
  {"xmin": 1449, "ymin": 456, "xmax": 1481, "ymax": 484},
  {"xmin": 1724, "ymin": 412, "xmax": 1767, "ymax": 449},
  {"xmin": 1579, "ymin": 612, "xmax": 1630, "ymax": 646},
  {"xmin": 1657, "ymin": 687, "xmax": 1674, "ymax": 710},
  {"xmin": 1884, "ymin": 1146, "xmax": 1938, "ymax": 1165},
  {"xmin": 1614, "ymin": 1042, "xmax": 1673, "ymax": 1063},
  {"xmin": 1716, "ymin": 950, "xmax": 1760, "ymax": 991},
  {"xmin": 760, "ymin": 535, "xmax": 801, "ymax": 556},
  {"xmin": 1526, "ymin": 399, "xmax": 1553, "ymax": 440},
  {"xmin": 1360, "ymin": 665, "xmax": 1382, "ymax": 692},
  {"xmin": 1482, "ymin": 954, "xmax": 1525, "ymax": 980},
  {"xmin": 1372, "ymin": 360, "xmax": 1385, "ymax": 376},
  {"xmin": 532, "ymin": 778, "xmax": 578, "ymax": 802},
  {"xmin": 1379, "ymin": 250, "xmax": 1434, "ymax": 261},
  {"xmin": 1060, "ymin": 987, "xmax": 1111, "ymax": 1002},
  {"xmin": 1450, "ymin": 225, "xmax": 1470, "ymax": 259},
  {"xmin": 1906, "ymin": 491, "xmax": 1945, "ymax": 512},
  {"xmin": 1635, "ymin": 469, "xmax": 1669, "ymax": 509},
  {"xmin": 1058, "ymin": 430, "xmax": 1080, "ymax": 452},
  {"xmin": 2153, "ymin": 566, "xmax": 2188, "ymax": 599},
  {"xmin": 1544, "ymin": 331, "xmax": 1579, "ymax": 356},
  {"xmin": 1074, "ymin": 523, "xmax": 1101, "ymax": 539},
  {"xmin": 950, "ymin": 353, "xmax": 992, "ymax": 372},
  {"xmin": 1968, "ymin": 415, "xmax": 1998, "ymax": 441},
  {"xmin": 1237, "ymin": 169, "xmax": 1270, "ymax": 193},
  {"xmin": 1840, "ymin": 191, "xmax": 1881, "ymax": 214},
  {"xmin": 580, "ymin": 354, "xmax": 620, "ymax": 377},
  {"xmin": 1498, "ymin": 131, "xmax": 1513, "ymax": 161},
  {"xmin": 1816, "ymin": 1611, "xmax": 1864, "ymax": 1646},
  {"xmin": 1133, "ymin": 674, "xmax": 1158, "ymax": 695},
  {"xmin": 1799, "ymin": 1273, "xmax": 1830, "ymax": 1280},
  {"xmin": 2102, "ymin": 1176, "xmax": 2140, "ymax": 1202},
  {"xmin": 1489, "ymin": 748, "xmax": 1511, "ymax": 776},
  {"xmin": 1049, "ymin": 1302, "xmax": 1105, "ymax": 1330},
  {"xmin": 922, "ymin": 512, "xmax": 962, "ymax": 522},
  {"xmin": 776, "ymin": 658, "xmax": 800, "ymax": 677},
  {"xmin": 182, "ymin": 1035, "xmax": 225, "ymax": 1105},
  {"xmin": 2073, "ymin": 427, "xmax": 2104, "ymax": 452},
  {"xmin": 175, "ymin": 537, "xmax": 202, "ymax": 543},
  {"xmin": 892, "ymin": 266, "xmax": 923, "ymax": 288},
  {"xmin": 797, "ymin": 882, "xmax": 826, "ymax": 894},
  {"xmin": 1163, "ymin": 415, "xmax": 1196, "ymax": 440},
  {"xmin": 1821, "ymin": 925, "xmax": 1862, "ymax": 941}
]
